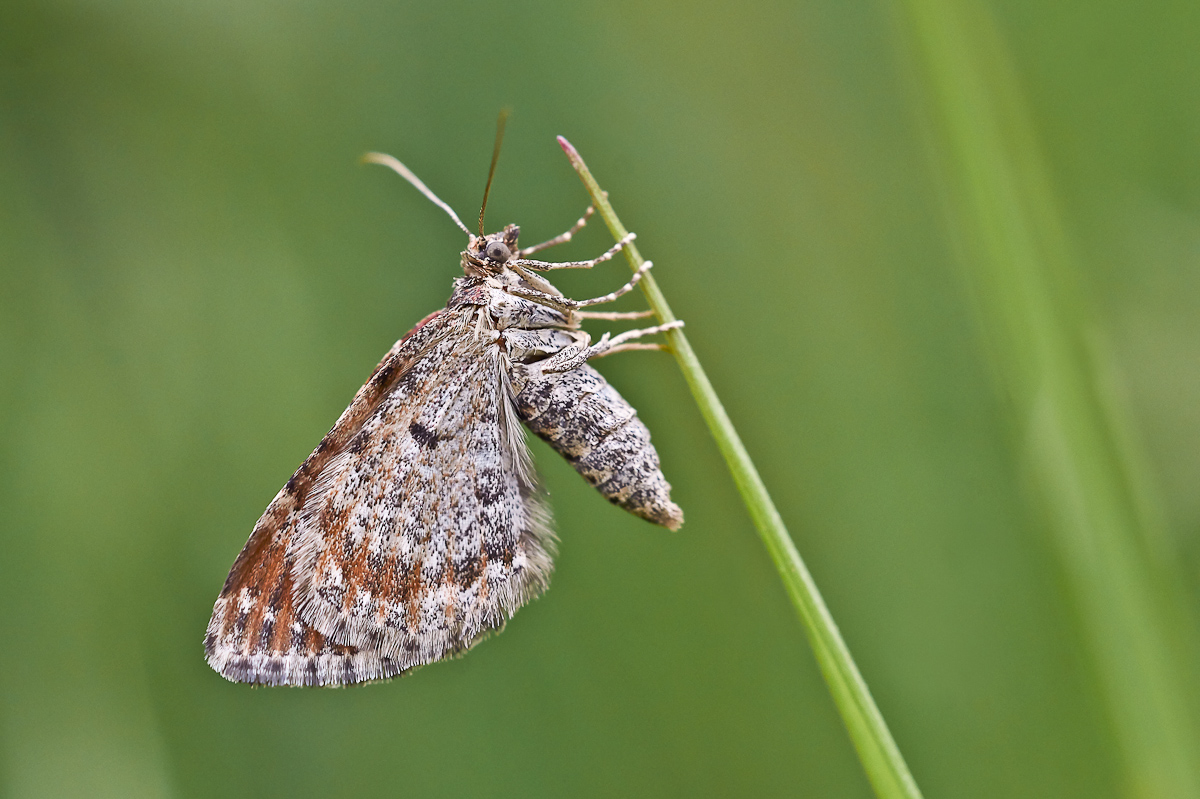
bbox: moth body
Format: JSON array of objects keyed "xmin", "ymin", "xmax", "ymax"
[{"xmin": 206, "ymin": 153, "xmax": 682, "ymax": 687}]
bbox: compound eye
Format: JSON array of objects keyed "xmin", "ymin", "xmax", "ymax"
[{"xmin": 485, "ymin": 240, "xmax": 512, "ymax": 262}]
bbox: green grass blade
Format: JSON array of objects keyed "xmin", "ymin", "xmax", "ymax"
[
  {"xmin": 889, "ymin": 1, "xmax": 1200, "ymax": 796},
  {"xmin": 558, "ymin": 136, "xmax": 924, "ymax": 799}
]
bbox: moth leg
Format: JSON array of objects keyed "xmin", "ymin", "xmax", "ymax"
[
  {"xmin": 573, "ymin": 260, "xmax": 654, "ymax": 307},
  {"xmin": 519, "ymin": 198, "xmax": 601, "ymax": 256},
  {"xmin": 590, "ymin": 342, "xmax": 668, "ymax": 358},
  {"xmin": 506, "ymin": 261, "xmax": 653, "ymax": 313},
  {"xmin": 529, "ymin": 339, "xmax": 592, "ymax": 374},
  {"xmin": 595, "ymin": 320, "xmax": 684, "ymax": 352},
  {"xmin": 505, "ymin": 285, "xmax": 576, "ymax": 312},
  {"xmin": 575, "ymin": 309, "xmax": 656, "ymax": 320},
  {"xmin": 509, "ymin": 232, "xmax": 635, "ymax": 271},
  {"xmin": 541, "ymin": 320, "xmax": 684, "ymax": 373}
]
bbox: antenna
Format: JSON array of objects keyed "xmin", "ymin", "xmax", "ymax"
[
  {"xmin": 361, "ymin": 152, "xmax": 473, "ymax": 238},
  {"xmin": 478, "ymin": 109, "xmax": 510, "ymax": 237}
]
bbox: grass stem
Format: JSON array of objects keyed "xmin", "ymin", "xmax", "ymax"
[{"xmin": 558, "ymin": 135, "xmax": 924, "ymax": 799}]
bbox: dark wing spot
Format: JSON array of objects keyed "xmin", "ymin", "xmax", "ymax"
[
  {"xmin": 257, "ymin": 617, "xmax": 275, "ymax": 651},
  {"xmin": 455, "ymin": 556, "xmax": 484, "ymax": 587},
  {"xmin": 374, "ymin": 359, "xmax": 398, "ymax": 385},
  {"xmin": 474, "ymin": 469, "xmax": 505, "ymax": 506},
  {"xmin": 409, "ymin": 422, "xmax": 440, "ymax": 449},
  {"xmin": 263, "ymin": 659, "xmax": 284, "ymax": 683},
  {"xmin": 304, "ymin": 659, "xmax": 320, "ymax": 686}
]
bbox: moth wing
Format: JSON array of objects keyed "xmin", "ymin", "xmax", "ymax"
[
  {"xmin": 290, "ymin": 325, "xmax": 555, "ymax": 671},
  {"xmin": 203, "ymin": 515, "xmax": 395, "ymax": 686},
  {"xmin": 205, "ymin": 310, "xmax": 452, "ymax": 686}
]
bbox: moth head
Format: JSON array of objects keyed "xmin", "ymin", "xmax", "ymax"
[{"xmin": 464, "ymin": 224, "xmax": 521, "ymax": 274}]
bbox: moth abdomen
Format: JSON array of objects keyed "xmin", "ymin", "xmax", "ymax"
[
  {"xmin": 533, "ymin": 385, "xmax": 638, "ymax": 458},
  {"xmin": 513, "ymin": 364, "xmax": 682, "ymax": 530}
]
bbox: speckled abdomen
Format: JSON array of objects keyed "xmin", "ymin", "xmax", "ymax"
[{"xmin": 511, "ymin": 364, "xmax": 683, "ymax": 530}]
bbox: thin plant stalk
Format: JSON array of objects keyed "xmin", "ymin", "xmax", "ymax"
[
  {"xmin": 889, "ymin": 1, "xmax": 1200, "ymax": 796},
  {"xmin": 558, "ymin": 136, "xmax": 924, "ymax": 799}
]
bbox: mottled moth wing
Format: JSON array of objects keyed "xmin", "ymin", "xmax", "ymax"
[
  {"xmin": 206, "ymin": 308, "xmax": 550, "ymax": 686},
  {"xmin": 291, "ymin": 306, "xmax": 554, "ymax": 667},
  {"xmin": 204, "ymin": 312, "xmax": 444, "ymax": 686}
]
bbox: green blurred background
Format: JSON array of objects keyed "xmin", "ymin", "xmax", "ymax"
[{"xmin": 2, "ymin": 0, "xmax": 1199, "ymax": 796}]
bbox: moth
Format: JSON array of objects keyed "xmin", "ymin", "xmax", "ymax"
[{"xmin": 205, "ymin": 129, "xmax": 683, "ymax": 687}]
